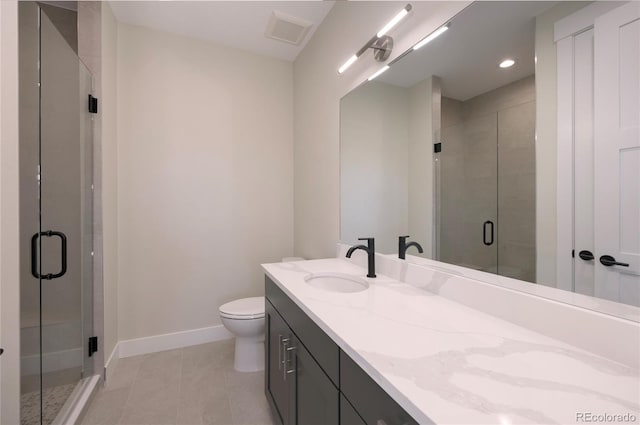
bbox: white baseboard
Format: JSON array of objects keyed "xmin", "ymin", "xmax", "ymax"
[
  {"xmin": 104, "ymin": 344, "xmax": 120, "ymax": 384},
  {"xmin": 118, "ymin": 324, "xmax": 233, "ymax": 359}
]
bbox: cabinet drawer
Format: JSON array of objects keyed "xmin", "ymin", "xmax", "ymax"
[
  {"xmin": 340, "ymin": 351, "xmax": 420, "ymax": 425},
  {"xmin": 265, "ymin": 276, "xmax": 340, "ymax": 386}
]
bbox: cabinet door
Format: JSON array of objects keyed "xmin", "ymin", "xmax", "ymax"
[
  {"xmin": 290, "ymin": 336, "xmax": 339, "ymax": 425},
  {"xmin": 340, "ymin": 351, "xmax": 419, "ymax": 425},
  {"xmin": 266, "ymin": 300, "xmax": 292, "ymax": 425},
  {"xmin": 340, "ymin": 394, "xmax": 367, "ymax": 425}
]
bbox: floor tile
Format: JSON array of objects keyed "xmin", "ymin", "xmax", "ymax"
[
  {"xmin": 228, "ymin": 386, "xmax": 274, "ymax": 425},
  {"xmin": 105, "ymin": 356, "xmax": 144, "ymax": 391},
  {"xmin": 83, "ymin": 341, "xmax": 276, "ymax": 425},
  {"xmin": 80, "ymin": 387, "xmax": 130, "ymax": 425}
]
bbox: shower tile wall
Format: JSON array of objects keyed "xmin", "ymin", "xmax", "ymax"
[
  {"xmin": 497, "ymin": 100, "xmax": 536, "ymax": 283},
  {"xmin": 440, "ymin": 75, "xmax": 536, "ymax": 282}
]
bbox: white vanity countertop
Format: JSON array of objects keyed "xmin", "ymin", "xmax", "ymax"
[{"xmin": 262, "ymin": 258, "xmax": 640, "ymax": 425}]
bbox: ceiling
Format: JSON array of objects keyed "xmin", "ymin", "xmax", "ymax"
[
  {"xmin": 377, "ymin": 1, "xmax": 558, "ymax": 101},
  {"xmin": 109, "ymin": 1, "xmax": 335, "ymax": 62}
]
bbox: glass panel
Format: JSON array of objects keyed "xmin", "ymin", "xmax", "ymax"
[
  {"xmin": 438, "ymin": 107, "xmax": 498, "ymax": 272},
  {"xmin": 79, "ymin": 62, "xmax": 94, "ymax": 380},
  {"xmin": 38, "ymin": 8, "xmax": 93, "ymax": 424},
  {"xmin": 19, "ymin": 2, "xmax": 43, "ymax": 423},
  {"xmin": 20, "ymin": 3, "xmax": 94, "ymax": 423}
]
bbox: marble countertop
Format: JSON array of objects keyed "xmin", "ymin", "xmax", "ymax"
[{"xmin": 262, "ymin": 258, "xmax": 640, "ymax": 425}]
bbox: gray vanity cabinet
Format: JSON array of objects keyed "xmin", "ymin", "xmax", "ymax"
[
  {"xmin": 265, "ymin": 275, "xmax": 418, "ymax": 425},
  {"xmin": 291, "ymin": 333, "xmax": 340, "ymax": 424},
  {"xmin": 265, "ymin": 300, "xmax": 293, "ymax": 424},
  {"xmin": 340, "ymin": 395, "xmax": 367, "ymax": 425},
  {"xmin": 340, "ymin": 351, "xmax": 420, "ymax": 425},
  {"xmin": 265, "ymin": 277, "xmax": 339, "ymax": 425}
]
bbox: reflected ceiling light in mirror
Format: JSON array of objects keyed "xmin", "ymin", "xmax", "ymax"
[
  {"xmin": 368, "ymin": 65, "xmax": 390, "ymax": 81},
  {"xmin": 499, "ymin": 58, "xmax": 516, "ymax": 68},
  {"xmin": 377, "ymin": 4, "xmax": 412, "ymax": 38},
  {"xmin": 413, "ymin": 24, "xmax": 449, "ymax": 50},
  {"xmin": 337, "ymin": 4, "xmax": 412, "ymax": 74}
]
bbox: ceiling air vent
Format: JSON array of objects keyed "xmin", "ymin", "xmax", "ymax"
[{"xmin": 265, "ymin": 11, "xmax": 312, "ymax": 46}]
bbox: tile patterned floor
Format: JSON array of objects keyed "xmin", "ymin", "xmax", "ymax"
[
  {"xmin": 21, "ymin": 383, "xmax": 77, "ymax": 425},
  {"xmin": 81, "ymin": 339, "xmax": 276, "ymax": 425}
]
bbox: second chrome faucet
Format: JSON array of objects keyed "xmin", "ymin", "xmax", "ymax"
[{"xmin": 346, "ymin": 237, "xmax": 376, "ymax": 278}]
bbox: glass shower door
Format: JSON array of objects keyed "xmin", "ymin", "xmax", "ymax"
[
  {"xmin": 20, "ymin": 5, "xmax": 94, "ymax": 424},
  {"xmin": 437, "ymin": 100, "xmax": 536, "ymax": 282},
  {"xmin": 438, "ymin": 113, "xmax": 499, "ymax": 272}
]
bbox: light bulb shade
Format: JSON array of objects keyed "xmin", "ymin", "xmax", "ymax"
[{"xmin": 413, "ymin": 25, "xmax": 448, "ymax": 50}]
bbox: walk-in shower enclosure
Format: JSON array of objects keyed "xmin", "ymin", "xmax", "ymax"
[{"xmin": 19, "ymin": 2, "xmax": 95, "ymax": 424}]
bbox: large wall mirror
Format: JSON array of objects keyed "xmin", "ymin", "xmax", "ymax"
[{"xmin": 340, "ymin": 1, "xmax": 640, "ymax": 315}]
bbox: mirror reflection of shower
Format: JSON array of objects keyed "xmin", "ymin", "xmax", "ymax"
[
  {"xmin": 438, "ymin": 76, "xmax": 536, "ymax": 283},
  {"xmin": 340, "ymin": 1, "xmax": 640, "ymax": 310}
]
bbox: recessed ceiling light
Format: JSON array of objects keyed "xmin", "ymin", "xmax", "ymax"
[{"xmin": 499, "ymin": 59, "xmax": 516, "ymax": 68}]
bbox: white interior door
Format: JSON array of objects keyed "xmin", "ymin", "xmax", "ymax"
[
  {"xmin": 594, "ymin": 2, "xmax": 640, "ymax": 306},
  {"xmin": 572, "ymin": 28, "xmax": 596, "ymax": 297}
]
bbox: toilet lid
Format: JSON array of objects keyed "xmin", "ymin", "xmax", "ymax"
[{"xmin": 219, "ymin": 297, "xmax": 265, "ymax": 319}]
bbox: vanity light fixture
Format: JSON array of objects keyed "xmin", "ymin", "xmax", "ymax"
[
  {"xmin": 413, "ymin": 24, "xmax": 449, "ymax": 50},
  {"xmin": 377, "ymin": 5, "xmax": 412, "ymax": 37},
  {"xmin": 337, "ymin": 4, "xmax": 412, "ymax": 74},
  {"xmin": 499, "ymin": 58, "xmax": 516, "ymax": 68}
]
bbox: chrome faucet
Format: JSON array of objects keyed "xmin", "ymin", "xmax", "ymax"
[
  {"xmin": 398, "ymin": 235, "xmax": 423, "ymax": 259},
  {"xmin": 346, "ymin": 237, "xmax": 376, "ymax": 278}
]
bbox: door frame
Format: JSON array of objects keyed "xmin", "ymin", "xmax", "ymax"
[
  {"xmin": 0, "ymin": 1, "xmax": 22, "ymax": 424},
  {"xmin": 555, "ymin": 1, "xmax": 621, "ymax": 292}
]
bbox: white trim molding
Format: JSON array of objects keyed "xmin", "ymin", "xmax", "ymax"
[
  {"xmin": 554, "ymin": 1, "xmax": 621, "ymax": 293},
  {"xmin": 104, "ymin": 344, "xmax": 120, "ymax": 384},
  {"xmin": 118, "ymin": 325, "xmax": 233, "ymax": 359}
]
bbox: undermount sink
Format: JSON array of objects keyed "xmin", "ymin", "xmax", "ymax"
[{"xmin": 304, "ymin": 272, "xmax": 369, "ymax": 293}]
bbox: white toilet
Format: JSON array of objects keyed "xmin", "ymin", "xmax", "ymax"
[
  {"xmin": 220, "ymin": 258, "xmax": 305, "ymax": 373},
  {"xmin": 219, "ymin": 297, "xmax": 265, "ymax": 372}
]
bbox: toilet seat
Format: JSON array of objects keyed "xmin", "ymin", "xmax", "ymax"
[{"xmin": 219, "ymin": 297, "xmax": 265, "ymax": 320}]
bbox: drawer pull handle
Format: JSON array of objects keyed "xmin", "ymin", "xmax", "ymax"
[
  {"xmin": 277, "ymin": 334, "xmax": 283, "ymax": 370},
  {"xmin": 283, "ymin": 341, "xmax": 296, "ymax": 380}
]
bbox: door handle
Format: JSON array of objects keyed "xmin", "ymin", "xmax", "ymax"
[
  {"xmin": 578, "ymin": 250, "xmax": 594, "ymax": 261},
  {"xmin": 483, "ymin": 221, "xmax": 494, "ymax": 246},
  {"xmin": 31, "ymin": 230, "xmax": 67, "ymax": 280},
  {"xmin": 599, "ymin": 255, "xmax": 629, "ymax": 267}
]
